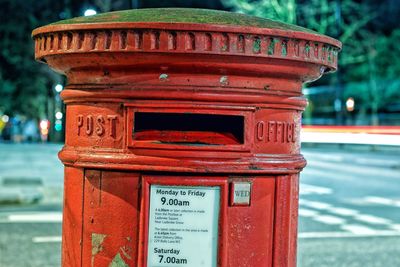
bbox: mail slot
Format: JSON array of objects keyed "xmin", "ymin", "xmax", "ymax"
[
  {"xmin": 33, "ymin": 8, "xmax": 340, "ymax": 267},
  {"xmin": 133, "ymin": 112, "xmax": 244, "ymax": 145}
]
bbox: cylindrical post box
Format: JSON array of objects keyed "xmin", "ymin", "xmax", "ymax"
[{"xmin": 33, "ymin": 8, "xmax": 340, "ymax": 267}]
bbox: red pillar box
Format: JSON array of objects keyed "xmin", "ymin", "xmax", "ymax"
[{"xmin": 33, "ymin": 8, "xmax": 340, "ymax": 267}]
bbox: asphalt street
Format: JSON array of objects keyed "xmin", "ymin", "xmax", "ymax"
[
  {"xmin": 298, "ymin": 146, "xmax": 400, "ymax": 266},
  {"xmin": 0, "ymin": 143, "xmax": 399, "ymax": 266}
]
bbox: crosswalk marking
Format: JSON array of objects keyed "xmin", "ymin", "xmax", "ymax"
[
  {"xmin": 363, "ymin": 196, "xmax": 400, "ymax": 207},
  {"xmin": 299, "ymin": 199, "xmax": 332, "ymax": 210},
  {"xmin": 353, "ymin": 214, "xmax": 392, "ymax": 225},
  {"xmin": 0, "ymin": 212, "xmax": 62, "ymax": 223},
  {"xmin": 300, "ymin": 184, "xmax": 333, "ymax": 195},
  {"xmin": 305, "ymin": 160, "xmax": 398, "ymax": 179},
  {"xmin": 391, "ymin": 224, "xmax": 400, "ymax": 231},
  {"xmin": 327, "ymin": 207, "xmax": 359, "ymax": 216},
  {"xmin": 298, "ymin": 208, "xmax": 319, "ymax": 217},
  {"xmin": 341, "ymin": 224, "xmax": 377, "ymax": 235},
  {"xmin": 299, "ymin": 197, "xmax": 400, "ymax": 235},
  {"xmin": 32, "ymin": 236, "xmax": 62, "ymax": 243},
  {"xmin": 313, "ymin": 215, "xmax": 346, "ymax": 225}
]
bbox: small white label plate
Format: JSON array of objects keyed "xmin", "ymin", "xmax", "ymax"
[
  {"xmin": 147, "ymin": 185, "xmax": 220, "ymax": 267},
  {"xmin": 232, "ymin": 182, "xmax": 251, "ymax": 205}
]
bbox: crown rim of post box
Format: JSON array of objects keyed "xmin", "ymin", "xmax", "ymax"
[{"xmin": 33, "ymin": 8, "xmax": 341, "ymax": 74}]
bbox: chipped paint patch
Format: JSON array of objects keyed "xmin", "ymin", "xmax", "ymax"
[
  {"xmin": 159, "ymin": 73, "xmax": 169, "ymax": 81},
  {"xmin": 109, "ymin": 253, "xmax": 129, "ymax": 267},
  {"xmin": 91, "ymin": 233, "xmax": 107, "ymax": 267},
  {"xmin": 219, "ymin": 76, "xmax": 229, "ymax": 86},
  {"xmin": 120, "ymin": 246, "xmax": 132, "ymax": 260}
]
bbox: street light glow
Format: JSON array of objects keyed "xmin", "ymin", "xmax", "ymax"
[
  {"xmin": 55, "ymin": 84, "xmax": 63, "ymax": 93},
  {"xmin": 346, "ymin": 97, "xmax": 355, "ymax": 112},
  {"xmin": 40, "ymin": 119, "xmax": 49, "ymax": 130},
  {"xmin": 1, "ymin": 115, "xmax": 9, "ymax": 123},
  {"xmin": 84, "ymin": 9, "xmax": 97, "ymax": 16},
  {"xmin": 55, "ymin": 111, "xmax": 63, "ymax": 120}
]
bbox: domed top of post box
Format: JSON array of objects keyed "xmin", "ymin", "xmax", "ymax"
[
  {"xmin": 47, "ymin": 8, "xmax": 316, "ymax": 33},
  {"xmin": 33, "ymin": 8, "xmax": 341, "ymax": 77},
  {"xmin": 32, "ymin": 8, "xmax": 341, "ymax": 173}
]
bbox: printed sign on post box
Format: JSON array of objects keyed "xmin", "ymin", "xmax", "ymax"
[{"xmin": 147, "ymin": 185, "xmax": 220, "ymax": 267}]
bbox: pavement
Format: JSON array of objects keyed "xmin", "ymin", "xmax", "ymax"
[
  {"xmin": 0, "ymin": 143, "xmax": 399, "ymax": 266},
  {"xmin": 298, "ymin": 146, "xmax": 400, "ymax": 266},
  {"xmin": 0, "ymin": 143, "xmax": 63, "ymax": 205}
]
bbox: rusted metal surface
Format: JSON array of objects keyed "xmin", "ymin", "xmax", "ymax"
[{"xmin": 33, "ymin": 8, "xmax": 340, "ymax": 267}]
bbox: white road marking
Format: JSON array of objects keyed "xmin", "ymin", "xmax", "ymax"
[
  {"xmin": 353, "ymin": 214, "xmax": 392, "ymax": 225},
  {"xmin": 299, "ymin": 230, "xmax": 400, "ymax": 239},
  {"xmin": 341, "ymin": 224, "xmax": 377, "ymax": 235},
  {"xmin": 308, "ymin": 160, "xmax": 398, "ymax": 179},
  {"xmin": 363, "ymin": 196, "xmax": 400, "ymax": 207},
  {"xmin": 32, "ymin": 236, "xmax": 62, "ymax": 243},
  {"xmin": 313, "ymin": 215, "xmax": 346, "ymax": 225},
  {"xmin": 299, "ymin": 200, "xmax": 396, "ymax": 230},
  {"xmin": 2, "ymin": 212, "xmax": 62, "ymax": 223},
  {"xmin": 299, "ymin": 199, "xmax": 332, "ymax": 210},
  {"xmin": 298, "ymin": 208, "xmax": 319, "ymax": 217},
  {"xmin": 390, "ymin": 224, "xmax": 400, "ymax": 231},
  {"xmin": 328, "ymin": 207, "xmax": 359, "ymax": 216},
  {"xmin": 300, "ymin": 184, "xmax": 333, "ymax": 195}
]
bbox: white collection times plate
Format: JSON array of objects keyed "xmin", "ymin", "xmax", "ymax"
[{"xmin": 147, "ymin": 185, "xmax": 220, "ymax": 267}]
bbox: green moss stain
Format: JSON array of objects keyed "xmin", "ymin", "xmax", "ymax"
[
  {"xmin": 322, "ymin": 45, "xmax": 326, "ymax": 60},
  {"xmin": 237, "ymin": 34, "xmax": 245, "ymax": 52},
  {"xmin": 314, "ymin": 42, "xmax": 320, "ymax": 58},
  {"xmin": 332, "ymin": 48, "xmax": 338, "ymax": 62},
  {"xmin": 305, "ymin": 42, "xmax": 311, "ymax": 56},
  {"xmin": 253, "ymin": 37, "xmax": 261, "ymax": 53},
  {"xmin": 281, "ymin": 40, "xmax": 288, "ymax": 56},
  {"xmin": 268, "ymin": 38, "xmax": 277, "ymax": 55},
  {"xmin": 109, "ymin": 253, "xmax": 129, "ymax": 267},
  {"xmin": 50, "ymin": 8, "xmax": 316, "ymax": 34},
  {"xmin": 327, "ymin": 46, "xmax": 333, "ymax": 63}
]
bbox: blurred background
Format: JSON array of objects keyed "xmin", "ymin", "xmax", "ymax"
[{"xmin": 0, "ymin": 0, "xmax": 399, "ymax": 266}]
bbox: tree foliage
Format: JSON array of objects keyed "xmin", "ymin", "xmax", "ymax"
[
  {"xmin": 0, "ymin": 0, "xmax": 64, "ymax": 118},
  {"xmin": 222, "ymin": 0, "xmax": 400, "ymax": 124},
  {"xmin": 222, "ymin": 0, "xmax": 377, "ymax": 68},
  {"xmin": 343, "ymin": 29, "xmax": 400, "ymax": 124}
]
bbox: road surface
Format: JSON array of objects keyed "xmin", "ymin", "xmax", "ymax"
[{"xmin": 0, "ymin": 143, "xmax": 399, "ymax": 266}]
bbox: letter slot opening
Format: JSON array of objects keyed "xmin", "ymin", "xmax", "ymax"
[{"xmin": 133, "ymin": 112, "xmax": 244, "ymax": 146}]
